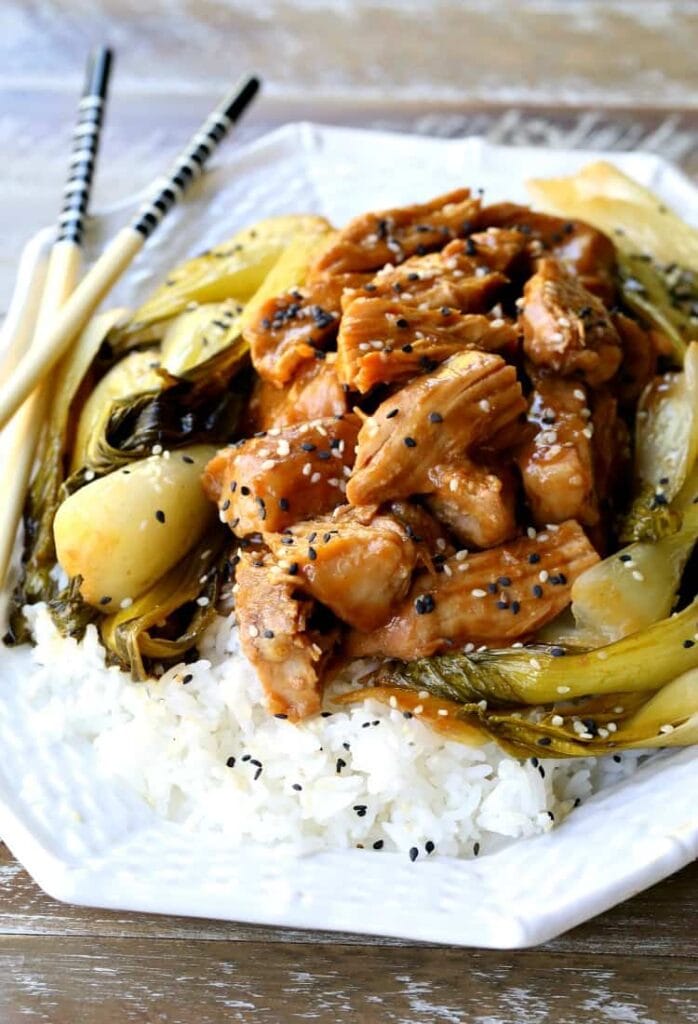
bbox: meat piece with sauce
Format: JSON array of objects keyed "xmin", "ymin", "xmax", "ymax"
[
  {"xmin": 347, "ymin": 350, "xmax": 526, "ymax": 507},
  {"xmin": 521, "ymin": 258, "xmax": 622, "ymax": 386},
  {"xmin": 516, "ymin": 376, "xmax": 599, "ymax": 527},
  {"xmin": 203, "ymin": 414, "xmax": 359, "ymax": 536},
  {"xmin": 612, "ymin": 312, "xmax": 658, "ymax": 405},
  {"xmin": 425, "ymin": 461, "xmax": 518, "ymax": 548},
  {"xmin": 311, "ymin": 189, "xmax": 482, "ymax": 275},
  {"xmin": 246, "ymin": 355, "xmax": 348, "ymax": 433},
  {"xmin": 346, "ymin": 520, "xmax": 599, "ymax": 659},
  {"xmin": 337, "ymin": 299, "xmax": 518, "ymax": 393},
  {"xmin": 343, "ymin": 241, "xmax": 507, "ymax": 312},
  {"xmin": 477, "ymin": 203, "xmax": 617, "ymax": 302},
  {"xmin": 263, "ymin": 505, "xmax": 419, "ymax": 631},
  {"xmin": 234, "ymin": 551, "xmax": 337, "ymax": 720}
]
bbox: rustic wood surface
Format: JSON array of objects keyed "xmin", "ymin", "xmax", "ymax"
[{"xmin": 0, "ymin": 843, "xmax": 696, "ymax": 1023}]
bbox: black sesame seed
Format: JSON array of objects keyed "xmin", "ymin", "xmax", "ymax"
[
  {"xmin": 487, "ymin": 582, "xmax": 498, "ymax": 594},
  {"xmin": 241, "ymin": 754, "xmax": 251, "ymax": 762},
  {"xmin": 363, "ymin": 282, "xmax": 377, "ymax": 292},
  {"xmin": 532, "ymin": 584, "xmax": 543, "ymax": 598},
  {"xmin": 230, "ymin": 480, "xmax": 238, "ymax": 493},
  {"xmin": 619, "ymin": 554, "xmax": 632, "ymax": 563},
  {"xmin": 428, "ymin": 411, "xmax": 443, "ymax": 424},
  {"xmin": 528, "ymin": 553, "xmax": 540, "ymax": 564},
  {"xmin": 155, "ymin": 509, "xmax": 166, "ymax": 523},
  {"xmin": 308, "ymin": 532, "xmax": 317, "ymax": 543},
  {"xmin": 403, "ymin": 710, "xmax": 413, "ymax": 719},
  {"xmin": 440, "ymin": 306, "xmax": 451, "ymax": 316},
  {"xmin": 425, "ymin": 840, "xmax": 435, "ymax": 854},
  {"xmin": 321, "ymin": 711, "xmax": 333, "ymax": 718},
  {"xmin": 308, "ymin": 546, "xmax": 317, "ymax": 561},
  {"xmin": 99, "ymin": 595, "xmax": 112, "ymax": 606},
  {"xmin": 511, "ymin": 600, "xmax": 521, "ymax": 614},
  {"xmin": 226, "ymin": 756, "xmax": 236, "ymax": 767},
  {"xmin": 403, "ymin": 436, "xmax": 417, "ymax": 448},
  {"xmin": 354, "ymin": 805, "xmax": 367, "ymax": 817},
  {"xmin": 683, "ymin": 639, "xmax": 695, "ymax": 648},
  {"xmin": 281, "ymin": 536, "xmax": 294, "ymax": 545},
  {"xmin": 613, "ymin": 755, "xmax": 622, "ymax": 764},
  {"xmin": 550, "ymin": 646, "xmax": 566, "ymax": 658},
  {"xmin": 182, "ymin": 455, "xmax": 195, "ymax": 464},
  {"xmin": 274, "ymin": 713, "xmax": 287, "ymax": 719},
  {"xmin": 473, "ymin": 841, "xmax": 480, "ymax": 856},
  {"xmin": 497, "ymin": 576, "xmax": 512, "ymax": 587},
  {"xmin": 581, "ymin": 718, "xmax": 599, "ymax": 737},
  {"xmin": 301, "ymin": 442, "xmax": 316, "ymax": 452},
  {"xmin": 409, "ymin": 847, "xmax": 419, "ymax": 862},
  {"xmin": 263, "ymin": 629, "xmax": 275, "ymax": 639},
  {"xmin": 386, "ymin": 408, "xmax": 399, "ymax": 419},
  {"xmin": 241, "ymin": 485, "xmax": 250, "ymax": 496},
  {"xmin": 396, "ymin": 317, "xmax": 409, "ymax": 329},
  {"xmin": 317, "ymin": 450, "xmax": 331, "ymax": 461},
  {"xmin": 343, "ymin": 742, "xmax": 351, "ymax": 751},
  {"xmin": 254, "ymin": 768, "xmax": 263, "ymax": 781},
  {"xmin": 278, "ymin": 497, "xmax": 289, "ymax": 511},
  {"xmin": 287, "ymin": 561, "xmax": 299, "ymax": 576},
  {"xmin": 222, "ymin": 498, "xmax": 231, "ymax": 511},
  {"xmin": 292, "ymin": 783, "xmax": 303, "ymax": 791},
  {"xmin": 414, "ymin": 593, "xmax": 436, "ymax": 615},
  {"xmin": 530, "ymin": 756, "xmax": 539, "ymax": 767},
  {"xmin": 401, "ymin": 343, "xmax": 413, "ymax": 353},
  {"xmin": 465, "ymin": 237, "xmax": 477, "ymax": 256},
  {"xmin": 496, "ymin": 600, "xmax": 509, "ymax": 610},
  {"xmin": 336, "ymin": 758, "xmax": 346, "ymax": 773},
  {"xmin": 537, "ymin": 736, "xmax": 552, "ymax": 746},
  {"xmin": 372, "ymin": 840, "xmax": 384, "ymax": 850}
]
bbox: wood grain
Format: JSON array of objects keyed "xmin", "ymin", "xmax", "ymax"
[{"xmin": 0, "ymin": 844, "xmax": 696, "ymax": 1023}]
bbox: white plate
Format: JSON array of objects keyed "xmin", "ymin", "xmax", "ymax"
[{"xmin": 1, "ymin": 124, "xmax": 697, "ymax": 948}]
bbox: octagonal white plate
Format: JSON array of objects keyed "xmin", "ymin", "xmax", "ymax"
[{"xmin": 1, "ymin": 124, "xmax": 697, "ymax": 948}]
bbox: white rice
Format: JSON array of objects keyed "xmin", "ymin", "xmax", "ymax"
[{"xmin": 5, "ymin": 603, "xmax": 646, "ymax": 860}]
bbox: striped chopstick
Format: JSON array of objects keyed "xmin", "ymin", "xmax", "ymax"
[
  {"xmin": 0, "ymin": 47, "xmax": 114, "ymax": 593},
  {"xmin": 0, "ymin": 75, "xmax": 261, "ymax": 434}
]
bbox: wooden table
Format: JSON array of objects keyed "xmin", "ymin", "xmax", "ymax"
[{"xmin": 0, "ymin": 843, "xmax": 696, "ymax": 1022}]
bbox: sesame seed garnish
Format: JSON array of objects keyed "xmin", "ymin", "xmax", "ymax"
[
  {"xmin": 226, "ymin": 756, "xmax": 236, "ymax": 767},
  {"xmin": 310, "ymin": 472, "xmax": 322, "ymax": 483},
  {"xmin": 182, "ymin": 455, "xmax": 195, "ymax": 464},
  {"xmin": 557, "ymin": 685, "xmax": 571, "ymax": 694},
  {"xmin": 386, "ymin": 408, "xmax": 399, "ymax": 419},
  {"xmin": 532, "ymin": 584, "xmax": 543, "ymax": 598},
  {"xmin": 550, "ymin": 646, "xmax": 566, "ymax": 657},
  {"xmin": 539, "ymin": 570, "xmax": 549, "ymax": 582},
  {"xmin": 373, "ymin": 840, "xmax": 384, "ymax": 850},
  {"xmin": 155, "ymin": 509, "xmax": 166, "ymax": 523},
  {"xmin": 414, "ymin": 593, "xmax": 436, "ymax": 615},
  {"xmin": 471, "ymin": 588, "xmax": 487, "ymax": 598},
  {"xmin": 511, "ymin": 601, "xmax": 521, "ymax": 614},
  {"xmin": 353, "ymin": 805, "xmax": 367, "ymax": 817},
  {"xmin": 336, "ymin": 758, "xmax": 346, "ymax": 773},
  {"xmin": 428, "ymin": 411, "xmax": 443, "ymax": 423},
  {"xmin": 403, "ymin": 436, "xmax": 417, "ymax": 448},
  {"xmin": 632, "ymin": 570, "xmax": 644, "ymax": 581},
  {"xmin": 99, "ymin": 595, "xmax": 112, "ymax": 606},
  {"xmin": 497, "ymin": 576, "xmax": 512, "ymax": 587},
  {"xmin": 478, "ymin": 399, "xmax": 491, "ymax": 413},
  {"xmin": 409, "ymin": 847, "xmax": 419, "ymax": 862},
  {"xmin": 119, "ymin": 597, "xmax": 134, "ymax": 609},
  {"xmin": 682, "ymin": 639, "xmax": 695, "ymax": 648}
]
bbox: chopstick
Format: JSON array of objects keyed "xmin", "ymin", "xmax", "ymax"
[
  {"xmin": 0, "ymin": 47, "xmax": 113, "ymax": 594},
  {"xmin": 0, "ymin": 75, "xmax": 260, "ymax": 434}
]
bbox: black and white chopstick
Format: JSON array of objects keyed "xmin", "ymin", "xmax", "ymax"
[
  {"xmin": 57, "ymin": 46, "xmax": 112, "ymax": 246},
  {"xmin": 0, "ymin": 74, "xmax": 261, "ymax": 434},
  {"xmin": 0, "ymin": 48, "xmax": 114, "ymax": 590}
]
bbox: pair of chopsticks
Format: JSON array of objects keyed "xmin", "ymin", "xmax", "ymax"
[{"xmin": 0, "ymin": 52, "xmax": 260, "ymax": 591}]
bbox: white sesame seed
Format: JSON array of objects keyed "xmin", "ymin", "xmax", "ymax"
[
  {"xmin": 464, "ymin": 643, "xmax": 475, "ymax": 653},
  {"xmin": 310, "ymin": 472, "xmax": 322, "ymax": 483},
  {"xmin": 328, "ymin": 477, "xmax": 339, "ymax": 487},
  {"xmin": 477, "ymin": 645, "xmax": 488, "ymax": 653},
  {"xmin": 248, "ymin": 624, "xmax": 259, "ymax": 637},
  {"xmin": 557, "ymin": 685, "xmax": 571, "ymax": 694},
  {"xmin": 458, "ymin": 562, "xmax": 470, "ymax": 572},
  {"xmin": 268, "ymin": 427, "xmax": 281, "ymax": 437},
  {"xmin": 573, "ymin": 720, "xmax": 586, "ymax": 735},
  {"xmin": 632, "ymin": 570, "xmax": 644, "ymax": 581},
  {"xmin": 490, "ymin": 318, "xmax": 505, "ymax": 328},
  {"xmin": 573, "ymin": 389, "xmax": 585, "ymax": 401},
  {"xmin": 527, "ymin": 527, "xmax": 537, "ymax": 539},
  {"xmin": 471, "ymin": 588, "xmax": 487, "ymax": 598},
  {"xmin": 546, "ymin": 523, "xmax": 560, "ymax": 532},
  {"xmin": 261, "ymin": 459, "xmax": 275, "ymax": 471},
  {"xmin": 551, "ymin": 714, "xmax": 564, "ymax": 727},
  {"xmin": 436, "ymin": 538, "xmax": 447, "ymax": 551},
  {"xmin": 659, "ymin": 724, "xmax": 675, "ymax": 734},
  {"xmin": 302, "ymin": 462, "xmax": 312, "ymax": 477},
  {"xmin": 443, "ymin": 564, "xmax": 453, "ymax": 577},
  {"xmin": 530, "ymin": 657, "xmax": 541, "ymax": 670},
  {"xmin": 478, "ymin": 399, "xmax": 491, "ymax": 412},
  {"xmin": 582, "ymin": 425, "xmax": 594, "ymax": 439},
  {"xmin": 607, "ymin": 722, "xmax": 618, "ymax": 733},
  {"xmin": 277, "ymin": 440, "xmax": 290, "ymax": 457},
  {"xmin": 413, "ymin": 704, "xmax": 424, "ymax": 715},
  {"xmin": 613, "ymin": 706, "xmax": 624, "ymax": 715},
  {"xmin": 512, "ymin": 642, "xmax": 524, "ymax": 649},
  {"xmin": 596, "ymin": 650, "xmax": 608, "ymax": 660},
  {"xmin": 418, "ymin": 690, "xmax": 429, "ymax": 699},
  {"xmin": 196, "ymin": 596, "xmax": 210, "ymax": 608},
  {"xmin": 539, "ymin": 570, "xmax": 549, "ymax": 582},
  {"xmin": 389, "ymin": 696, "xmax": 398, "ymax": 708},
  {"xmin": 151, "ymin": 444, "xmax": 163, "ymax": 455},
  {"xmin": 455, "ymin": 549, "xmax": 469, "ymax": 561},
  {"xmin": 119, "ymin": 597, "xmax": 133, "ymax": 609},
  {"xmin": 437, "ymin": 708, "xmax": 449, "ymax": 717},
  {"xmin": 84, "ymin": 469, "xmax": 95, "ymax": 482},
  {"xmin": 449, "ymin": 478, "xmax": 458, "ymax": 493},
  {"xmin": 478, "ymin": 700, "xmax": 488, "ymax": 710}
]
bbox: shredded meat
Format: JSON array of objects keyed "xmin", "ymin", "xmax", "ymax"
[
  {"xmin": 234, "ymin": 551, "xmax": 337, "ymax": 721},
  {"xmin": 263, "ymin": 506, "xmax": 419, "ymax": 631},
  {"xmin": 311, "ymin": 189, "xmax": 481, "ymax": 276},
  {"xmin": 516, "ymin": 376, "xmax": 598, "ymax": 527},
  {"xmin": 521, "ymin": 258, "xmax": 622, "ymax": 386},
  {"xmin": 347, "ymin": 350, "xmax": 526, "ymax": 507},
  {"xmin": 345, "ymin": 520, "xmax": 599, "ymax": 659},
  {"xmin": 202, "ymin": 414, "xmax": 359, "ymax": 536},
  {"xmin": 425, "ymin": 461, "xmax": 518, "ymax": 548},
  {"xmin": 246, "ymin": 355, "xmax": 348, "ymax": 433},
  {"xmin": 337, "ymin": 299, "xmax": 517, "ymax": 393}
]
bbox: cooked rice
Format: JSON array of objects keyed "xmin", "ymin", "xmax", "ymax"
[{"xmin": 4, "ymin": 603, "xmax": 645, "ymax": 860}]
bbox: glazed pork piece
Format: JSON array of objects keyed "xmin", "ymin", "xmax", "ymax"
[
  {"xmin": 203, "ymin": 414, "xmax": 360, "ymax": 536},
  {"xmin": 425, "ymin": 461, "xmax": 518, "ymax": 548},
  {"xmin": 516, "ymin": 376, "xmax": 599, "ymax": 527},
  {"xmin": 246, "ymin": 355, "xmax": 348, "ymax": 432},
  {"xmin": 344, "ymin": 239, "xmax": 508, "ymax": 312},
  {"xmin": 263, "ymin": 505, "xmax": 419, "ymax": 631},
  {"xmin": 347, "ymin": 350, "xmax": 526, "ymax": 507},
  {"xmin": 310, "ymin": 188, "xmax": 482, "ymax": 275},
  {"xmin": 337, "ymin": 302, "xmax": 517, "ymax": 393},
  {"xmin": 234, "ymin": 551, "xmax": 337, "ymax": 720},
  {"xmin": 477, "ymin": 202, "xmax": 617, "ymax": 302},
  {"xmin": 520, "ymin": 258, "xmax": 622, "ymax": 386},
  {"xmin": 346, "ymin": 520, "xmax": 600, "ymax": 660}
]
